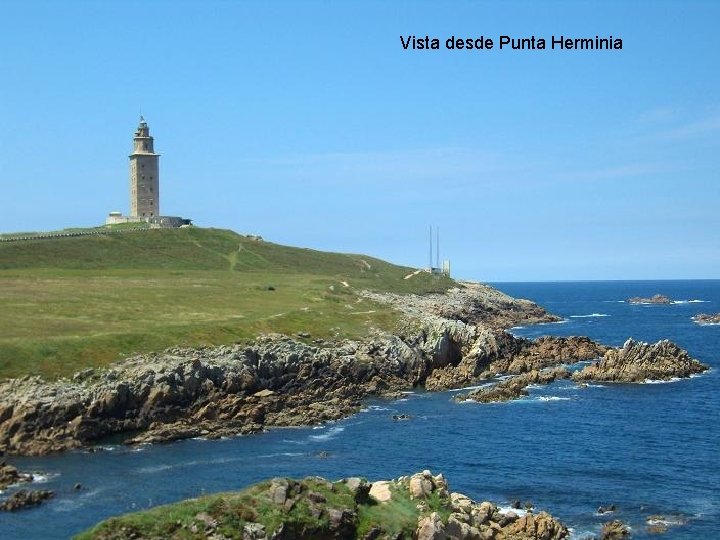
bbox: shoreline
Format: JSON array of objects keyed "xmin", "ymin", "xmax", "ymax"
[{"xmin": 0, "ymin": 281, "xmax": 706, "ymax": 458}]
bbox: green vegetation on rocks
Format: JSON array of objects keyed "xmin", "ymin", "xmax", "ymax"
[
  {"xmin": 75, "ymin": 470, "xmax": 569, "ymax": 540},
  {"xmin": 0, "ymin": 227, "xmax": 452, "ymax": 379}
]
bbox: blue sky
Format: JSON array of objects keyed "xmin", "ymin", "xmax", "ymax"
[{"xmin": 1, "ymin": 1, "xmax": 718, "ymax": 281}]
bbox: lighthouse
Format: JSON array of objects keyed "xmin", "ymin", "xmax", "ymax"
[{"xmin": 129, "ymin": 116, "xmax": 160, "ymax": 218}]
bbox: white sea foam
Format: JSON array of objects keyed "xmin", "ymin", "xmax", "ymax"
[
  {"xmin": 568, "ymin": 528, "xmax": 598, "ymax": 540},
  {"xmin": 31, "ymin": 472, "xmax": 59, "ymax": 484},
  {"xmin": 309, "ymin": 426, "xmax": 345, "ymax": 441},
  {"xmin": 644, "ymin": 377, "xmax": 683, "ymax": 384},
  {"xmin": 673, "ymin": 299, "xmax": 707, "ymax": 304},
  {"xmin": 395, "ymin": 398, "xmax": 409, "ymax": 402},
  {"xmin": 448, "ymin": 383, "xmax": 493, "ymax": 393},
  {"xmin": 536, "ymin": 396, "xmax": 571, "ymax": 402},
  {"xmin": 258, "ymin": 452, "xmax": 304, "ymax": 458},
  {"xmin": 497, "ymin": 506, "xmax": 528, "ymax": 517},
  {"xmin": 646, "ymin": 515, "xmax": 688, "ymax": 527},
  {"xmin": 569, "ymin": 313, "xmax": 609, "ymax": 318}
]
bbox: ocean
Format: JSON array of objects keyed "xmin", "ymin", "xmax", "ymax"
[{"xmin": 1, "ymin": 280, "xmax": 718, "ymax": 539}]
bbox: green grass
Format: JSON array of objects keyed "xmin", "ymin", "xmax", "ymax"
[
  {"xmin": 75, "ymin": 478, "xmax": 357, "ymax": 540},
  {"xmin": 0, "ymin": 227, "xmax": 453, "ymax": 380},
  {"xmin": 76, "ymin": 476, "xmax": 456, "ymax": 539},
  {"xmin": 356, "ymin": 484, "xmax": 451, "ymax": 537},
  {"xmin": 0, "ymin": 222, "xmax": 149, "ymax": 239}
]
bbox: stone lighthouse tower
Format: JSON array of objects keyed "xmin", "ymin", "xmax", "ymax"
[{"xmin": 129, "ymin": 116, "xmax": 160, "ymax": 218}]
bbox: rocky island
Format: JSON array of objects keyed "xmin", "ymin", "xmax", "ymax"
[
  {"xmin": 692, "ymin": 313, "xmax": 720, "ymax": 325},
  {"xmin": 76, "ymin": 469, "xmax": 570, "ymax": 540},
  {"xmin": 627, "ymin": 294, "xmax": 672, "ymax": 304}
]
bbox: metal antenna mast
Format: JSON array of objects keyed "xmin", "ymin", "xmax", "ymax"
[
  {"xmin": 429, "ymin": 225, "xmax": 433, "ymax": 269},
  {"xmin": 436, "ymin": 226, "xmax": 440, "ymax": 269}
]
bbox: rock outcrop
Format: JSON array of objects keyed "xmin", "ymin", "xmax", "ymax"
[
  {"xmin": 600, "ymin": 519, "xmax": 631, "ymax": 539},
  {"xmin": 573, "ymin": 338, "xmax": 708, "ymax": 383},
  {"xmin": 425, "ymin": 335, "xmax": 605, "ymax": 391},
  {"xmin": 0, "ymin": 489, "xmax": 54, "ymax": 511},
  {"xmin": 456, "ymin": 367, "xmax": 571, "ymax": 404},
  {"xmin": 78, "ymin": 470, "xmax": 569, "ymax": 540},
  {"xmin": 362, "ymin": 281, "xmax": 563, "ymax": 330},
  {"xmin": 693, "ymin": 313, "xmax": 720, "ymax": 325},
  {"xmin": 0, "ymin": 461, "xmax": 33, "ymax": 489},
  {"xmin": 627, "ymin": 294, "xmax": 672, "ymax": 304}
]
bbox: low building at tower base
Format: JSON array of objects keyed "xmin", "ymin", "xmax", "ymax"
[{"xmin": 105, "ymin": 212, "xmax": 191, "ymax": 228}]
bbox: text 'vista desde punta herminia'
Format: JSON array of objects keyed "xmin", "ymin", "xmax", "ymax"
[{"xmin": 400, "ymin": 35, "xmax": 623, "ymax": 51}]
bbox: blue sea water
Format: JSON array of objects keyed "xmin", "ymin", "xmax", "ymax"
[{"xmin": 1, "ymin": 280, "xmax": 718, "ymax": 539}]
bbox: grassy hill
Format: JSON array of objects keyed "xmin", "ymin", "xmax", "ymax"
[{"xmin": 0, "ymin": 227, "xmax": 452, "ymax": 380}]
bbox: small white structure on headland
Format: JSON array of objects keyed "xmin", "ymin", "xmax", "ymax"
[{"xmin": 106, "ymin": 117, "xmax": 191, "ymax": 227}]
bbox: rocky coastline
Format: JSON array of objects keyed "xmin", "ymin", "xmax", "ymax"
[{"xmin": 0, "ymin": 282, "xmax": 708, "ymax": 457}]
